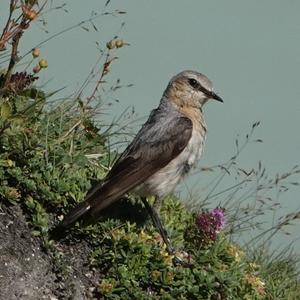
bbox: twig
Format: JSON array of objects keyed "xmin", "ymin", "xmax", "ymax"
[
  {"xmin": 3, "ymin": 30, "xmax": 22, "ymax": 87},
  {"xmin": 76, "ymin": 53, "xmax": 104, "ymax": 99},
  {"xmin": 58, "ymin": 120, "xmax": 82, "ymax": 142},
  {"xmin": 86, "ymin": 52, "xmax": 112, "ymax": 104}
]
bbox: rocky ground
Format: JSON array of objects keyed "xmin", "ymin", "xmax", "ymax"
[{"xmin": 0, "ymin": 203, "xmax": 99, "ymax": 300}]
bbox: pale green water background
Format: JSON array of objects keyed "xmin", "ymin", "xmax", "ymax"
[{"xmin": 1, "ymin": 1, "xmax": 300, "ymax": 252}]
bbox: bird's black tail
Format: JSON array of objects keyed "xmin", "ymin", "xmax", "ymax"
[
  {"xmin": 49, "ymin": 200, "xmax": 91, "ymax": 240},
  {"xmin": 49, "ymin": 171, "xmax": 141, "ymax": 240},
  {"xmin": 60, "ymin": 200, "xmax": 91, "ymax": 228}
]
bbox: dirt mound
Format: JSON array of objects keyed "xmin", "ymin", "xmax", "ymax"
[{"xmin": 0, "ymin": 203, "xmax": 98, "ymax": 300}]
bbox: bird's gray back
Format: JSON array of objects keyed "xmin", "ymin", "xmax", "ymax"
[{"xmin": 118, "ymin": 97, "xmax": 183, "ymax": 160}]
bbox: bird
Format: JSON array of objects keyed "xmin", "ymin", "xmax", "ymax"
[{"xmin": 53, "ymin": 70, "xmax": 223, "ymax": 255}]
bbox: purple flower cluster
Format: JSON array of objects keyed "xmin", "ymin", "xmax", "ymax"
[
  {"xmin": 0, "ymin": 71, "xmax": 38, "ymax": 93},
  {"xmin": 196, "ymin": 208, "xmax": 225, "ymax": 242}
]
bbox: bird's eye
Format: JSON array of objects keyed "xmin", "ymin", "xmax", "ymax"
[{"xmin": 188, "ymin": 78, "xmax": 199, "ymax": 89}]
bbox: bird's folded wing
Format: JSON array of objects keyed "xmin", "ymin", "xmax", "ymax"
[
  {"xmin": 60, "ymin": 115, "xmax": 192, "ymax": 226},
  {"xmin": 88, "ymin": 115, "xmax": 193, "ymax": 214}
]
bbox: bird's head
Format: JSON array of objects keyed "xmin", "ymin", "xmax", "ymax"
[{"xmin": 165, "ymin": 70, "xmax": 223, "ymax": 109}]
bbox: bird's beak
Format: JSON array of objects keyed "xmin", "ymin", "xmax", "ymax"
[{"xmin": 210, "ymin": 91, "xmax": 223, "ymax": 103}]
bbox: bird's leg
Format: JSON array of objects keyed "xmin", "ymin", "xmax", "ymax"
[
  {"xmin": 141, "ymin": 197, "xmax": 174, "ymax": 254},
  {"xmin": 153, "ymin": 196, "xmax": 162, "ymax": 212},
  {"xmin": 142, "ymin": 197, "xmax": 191, "ymax": 267}
]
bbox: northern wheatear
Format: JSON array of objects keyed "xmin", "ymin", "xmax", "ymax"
[{"xmin": 55, "ymin": 70, "xmax": 223, "ymax": 254}]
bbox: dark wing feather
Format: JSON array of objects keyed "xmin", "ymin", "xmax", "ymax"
[{"xmin": 59, "ymin": 112, "xmax": 192, "ymax": 228}]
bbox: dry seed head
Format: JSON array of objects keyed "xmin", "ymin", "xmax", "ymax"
[
  {"xmin": 22, "ymin": 6, "xmax": 38, "ymax": 20},
  {"xmin": 27, "ymin": 10, "xmax": 38, "ymax": 20},
  {"xmin": 32, "ymin": 48, "xmax": 40, "ymax": 58},
  {"xmin": 115, "ymin": 39, "xmax": 124, "ymax": 48},
  {"xmin": 106, "ymin": 40, "xmax": 115, "ymax": 50},
  {"xmin": 33, "ymin": 65, "xmax": 41, "ymax": 73},
  {"xmin": 39, "ymin": 59, "xmax": 48, "ymax": 69}
]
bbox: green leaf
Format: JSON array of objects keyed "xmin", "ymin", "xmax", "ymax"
[{"xmin": 0, "ymin": 101, "xmax": 12, "ymax": 120}]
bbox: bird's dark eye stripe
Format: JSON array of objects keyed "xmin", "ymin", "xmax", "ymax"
[{"xmin": 188, "ymin": 78, "xmax": 211, "ymax": 95}]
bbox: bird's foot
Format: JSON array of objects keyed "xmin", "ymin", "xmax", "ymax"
[
  {"xmin": 172, "ymin": 255, "xmax": 192, "ymax": 267},
  {"xmin": 167, "ymin": 248, "xmax": 193, "ymax": 267}
]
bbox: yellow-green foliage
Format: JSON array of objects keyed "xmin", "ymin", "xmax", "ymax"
[
  {"xmin": 0, "ymin": 90, "xmax": 111, "ymax": 236},
  {"xmin": 83, "ymin": 199, "xmax": 269, "ymax": 300}
]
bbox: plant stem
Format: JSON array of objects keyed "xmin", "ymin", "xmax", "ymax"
[{"xmin": 3, "ymin": 31, "xmax": 22, "ymax": 88}]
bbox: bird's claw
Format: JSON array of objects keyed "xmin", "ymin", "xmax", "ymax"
[{"xmin": 172, "ymin": 255, "xmax": 192, "ymax": 267}]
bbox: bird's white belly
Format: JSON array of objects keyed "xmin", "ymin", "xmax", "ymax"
[{"xmin": 135, "ymin": 129, "xmax": 205, "ymax": 198}]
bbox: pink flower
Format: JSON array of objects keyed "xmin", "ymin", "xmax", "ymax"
[
  {"xmin": 195, "ymin": 208, "xmax": 225, "ymax": 242},
  {"xmin": 211, "ymin": 208, "xmax": 226, "ymax": 231}
]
